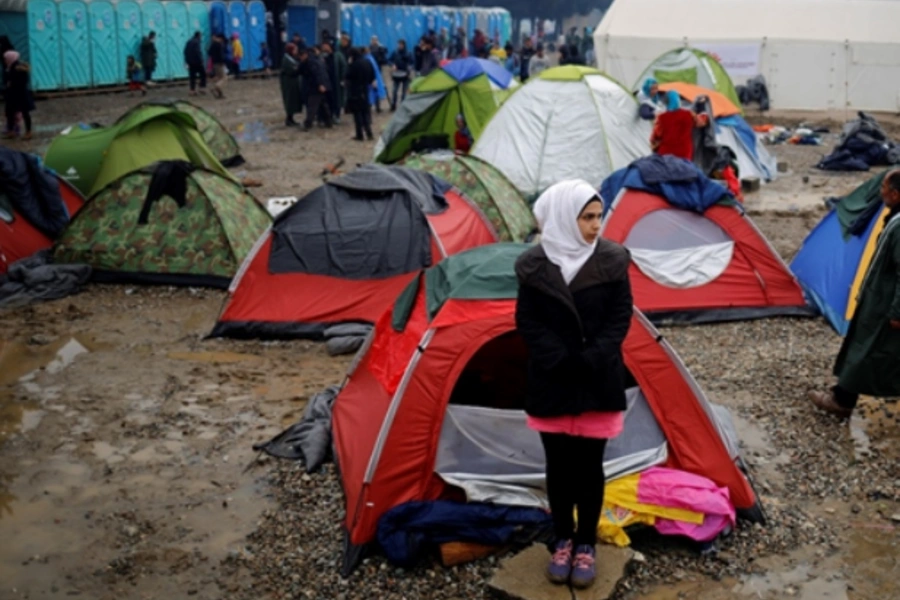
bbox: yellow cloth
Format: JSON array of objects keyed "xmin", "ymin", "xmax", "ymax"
[
  {"xmin": 582, "ymin": 474, "xmax": 707, "ymax": 547},
  {"xmin": 232, "ymin": 40, "xmax": 244, "ymax": 61},
  {"xmin": 489, "ymin": 47, "xmax": 507, "ymax": 60}
]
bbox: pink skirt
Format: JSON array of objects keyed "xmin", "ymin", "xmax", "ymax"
[{"xmin": 527, "ymin": 411, "xmax": 624, "ymax": 439}]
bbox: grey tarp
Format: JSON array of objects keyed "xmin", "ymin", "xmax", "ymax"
[
  {"xmin": 253, "ymin": 386, "xmax": 341, "ymax": 472},
  {"xmin": 0, "ymin": 251, "xmax": 91, "ymax": 308},
  {"xmin": 268, "ymin": 166, "xmax": 448, "ymax": 278}
]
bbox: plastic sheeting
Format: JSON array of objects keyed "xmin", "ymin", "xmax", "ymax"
[{"xmin": 435, "ymin": 387, "xmax": 670, "ymax": 508}]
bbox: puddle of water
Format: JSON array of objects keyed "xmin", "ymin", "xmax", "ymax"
[
  {"xmin": 739, "ymin": 563, "xmax": 848, "ymax": 599},
  {"xmin": 167, "ymin": 351, "xmax": 262, "ymax": 364},
  {"xmin": 744, "ymin": 188, "xmax": 826, "ymax": 213},
  {"xmin": 233, "ymin": 120, "xmax": 269, "ymax": 143}
]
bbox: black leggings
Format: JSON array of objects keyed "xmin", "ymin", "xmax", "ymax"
[
  {"xmin": 6, "ymin": 110, "xmax": 31, "ymax": 133},
  {"xmin": 541, "ymin": 432, "xmax": 607, "ymax": 546}
]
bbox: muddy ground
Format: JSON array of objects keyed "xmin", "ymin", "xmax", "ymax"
[{"xmin": 1, "ymin": 78, "xmax": 898, "ymax": 599}]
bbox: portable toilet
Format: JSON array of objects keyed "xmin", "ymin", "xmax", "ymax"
[
  {"xmin": 115, "ymin": 0, "xmax": 141, "ymax": 82},
  {"xmin": 209, "ymin": 0, "xmax": 226, "ymax": 37},
  {"xmin": 287, "ymin": 1, "xmax": 316, "ymax": 48},
  {"xmin": 58, "ymin": 0, "xmax": 92, "ymax": 88},
  {"xmin": 246, "ymin": 0, "xmax": 265, "ymax": 71},
  {"xmin": 141, "ymin": 0, "xmax": 169, "ymax": 80},
  {"xmin": 164, "ymin": 1, "xmax": 189, "ymax": 79},
  {"xmin": 0, "ymin": 0, "xmax": 63, "ymax": 91},
  {"xmin": 87, "ymin": 0, "xmax": 117, "ymax": 85},
  {"xmin": 187, "ymin": 0, "xmax": 210, "ymax": 55},
  {"xmin": 339, "ymin": 3, "xmax": 352, "ymax": 40},
  {"xmin": 228, "ymin": 1, "xmax": 248, "ymax": 72}
]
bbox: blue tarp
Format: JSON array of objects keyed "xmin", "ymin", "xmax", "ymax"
[
  {"xmin": 442, "ymin": 57, "xmax": 512, "ymax": 88},
  {"xmin": 365, "ymin": 53, "xmax": 387, "ymax": 104},
  {"xmin": 377, "ymin": 501, "xmax": 552, "ymax": 568},
  {"xmin": 601, "ymin": 155, "xmax": 733, "ymax": 214}
]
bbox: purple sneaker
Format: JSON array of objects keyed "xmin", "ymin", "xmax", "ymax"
[
  {"xmin": 571, "ymin": 544, "xmax": 596, "ymax": 589},
  {"xmin": 546, "ymin": 539, "xmax": 573, "ymax": 584}
]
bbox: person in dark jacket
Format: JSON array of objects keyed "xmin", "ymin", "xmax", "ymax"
[
  {"xmin": 3, "ymin": 50, "xmax": 34, "ymax": 139},
  {"xmin": 320, "ymin": 42, "xmax": 346, "ymax": 124},
  {"xmin": 140, "ymin": 31, "xmax": 158, "ymax": 84},
  {"xmin": 809, "ymin": 169, "xmax": 900, "ymax": 418},
  {"xmin": 208, "ymin": 34, "xmax": 227, "ymax": 99},
  {"xmin": 388, "ymin": 39, "xmax": 412, "ymax": 111},
  {"xmin": 418, "ymin": 37, "xmax": 439, "ymax": 77},
  {"xmin": 345, "ymin": 47, "xmax": 376, "ymax": 141},
  {"xmin": 184, "ymin": 32, "xmax": 206, "ymax": 95},
  {"xmin": 299, "ymin": 47, "xmax": 332, "ymax": 130},
  {"xmin": 515, "ymin": 179, "xmax": 632, "ymax": 590},
  {"xmin": 280, "ymin": 43, "xmax": 303, "ymax": 126}
]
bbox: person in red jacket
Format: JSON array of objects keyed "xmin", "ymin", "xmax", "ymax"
[
  {"xmin": 454, "ymin": 113, "xmax": 473, "ymax": 154},
  {"xmin": 650, "ymin": 91, "xmax": 696, "ymax": 161}
]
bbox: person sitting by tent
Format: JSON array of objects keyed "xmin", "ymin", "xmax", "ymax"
[
  {"xmin": 388, "ymin": 39, "xmax": 412, "ymax": 112},
  {"xmin": 710, "ymin": 147, "xmax": 743, "ymax": 202},
  {"xmin": 346, "ymin": 47, "xmax": 376, "ymax": 142},
  {"xmin": 637, "ymin": 78, "xmax": 665, "ymax": 121},
  {"xmin": 809, "ymin": 169, "xmax": 900, "ymax": 418},
  {"xmin": 280, "ymin": 43, "xmax": 303, "ymax": 127},
  {"xmin": 651, "ymin": 91, "xmax": 696, "ymax": 161},
  {"xmin": 515, "ymin": 180, "xmax": 632, "ymax": 590},
  {"xmin": 692, "ymin": 95, "xmax": 719, "ymax": 174},
  {"xmin": 3, "ymin": 51, "xmax": 34, "ymax": 140},
  {"xmin": 454, "ymin": 114, "xmax": 473, "ymax": 155}
]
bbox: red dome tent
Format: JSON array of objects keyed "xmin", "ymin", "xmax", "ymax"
[
  {"xmin": 211, "ymin": 165, "xmax": 497, "ymax": 339},
  {"xmin": 0, "ymin": 149, "xmax": 85, "ymax": 274},
  {"xmin": 332, "ymin": 244, "xmax": 761, "ymax": 574},
  {"xmin": 601, "ymin": 188, "xmax": 811, "ymax": 323}
]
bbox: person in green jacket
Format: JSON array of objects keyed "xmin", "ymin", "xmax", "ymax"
[
  {"xmin": 280, "ymin": 43, "xmax": 303, "ymax": 126},
  {"xmin": 809, "ymin": 168, "xmax": 900, "ymax": 418}
]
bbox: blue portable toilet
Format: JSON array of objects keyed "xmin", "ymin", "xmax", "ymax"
[
  {"xmin": 287, "ymin": 2, "xmax": 316, "ymax": 47},
  {"xmin": 339, "ymin": 5, "xmax": 352, "ymax": 40},
  {"xmin": 228, "ymin": 2, "xmax": 249, "ymax": 71},
  {"xmin": 0, "ymin": 0, "xmax": 63, "ymax": 91},
  {"xmin": 164, "ymin": 1, "xmax": 189, "ymax": 79},
  {"xmin": 209, "ymin": 0, "xmax": 226, "ymax": 36},
  {"xmin": 58, "ymin": 0, "xmax": 92, "ymax": 88},
  {"xmin": 141, "ymin": 0, "xmax": 169, "ymax": 79},
  {"xmin": 87, "ymin": 0, "xmax": 117, "ymax": 86},
  {"xmin": 246, "ymin": 1, "xmax": 265, "ymax": 71},
  {"xmin": 187, "ymin": 1, "xmax": 210, "ymax": 54},
  {"xmin": 116, "ymin": 0, "xmax": 141, "ymax": 82}
]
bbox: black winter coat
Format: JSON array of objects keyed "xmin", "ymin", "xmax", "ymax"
[
  {"xmin": 345, "ymin": 59, "xmax": 375, "ymax": 112},
  {"xmin": 4, "ymin": 61, "xmax": 34, "ymax": 114},
  {"xmin": 515, "ymin": 241, "xmax": 632, "ymax": 418},
  {"xmin": 303, "ymin": 56, "xmax": 332, "ymax": 93},
  {"xmin": 184, "ymin": 38, "xmax": 203, "ymax": 67}
]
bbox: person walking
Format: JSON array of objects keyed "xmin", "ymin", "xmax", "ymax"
[
  {"xmin": 280, "ymin": 43, "xmax": 303, "ymax": 126},
  {"xmin": 809, "ymin": 169, "xmax": 900, "ymax": 418},
  {"xmin": 230, "ymin": 32, "xmax": 244, "ymax": 79},
  {"xmin": 515, "ymin": 180, "xmax": 632, "ymax": 590},
  {"xmin": 184, "ymin": 32, "xmax": 206, "ymax": 96},
  {"xmin": 345, "ymin": 47, "xmax": 376, "ymax": 141},
  {"xmin": 3, "ymin": 50, "xmax": 34, "ymax": 140},
  {"xmin": 650, "ymin": 91, "xmax": 695, "ymax": 161},
  {"xmin": 299, "ymin": 47, "xmax": 332, "ymax": 130},
  {"xmin": 140, "ymin": 32, "xmax": 158, "ymax": 85},
  {"xmin": 208, "ymin": 33, "xmax": 227, "ymax": 99},
  {"xmin": 388, "ymin": 39, "xmax": 412, "ymax": 111}
]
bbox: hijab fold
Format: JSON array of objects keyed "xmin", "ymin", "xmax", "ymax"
[
  {"xmin": 533, "ymin": 180, "xmax": 601, "ymax": 285},
  {"xmin": 665, "ymin": 89, "xmax": 682, "ymax": 111}
]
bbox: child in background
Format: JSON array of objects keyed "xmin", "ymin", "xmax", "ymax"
[
  {"xmin": 126, "ymin": 56, "xmax": 146, "ymax": 96},
  {"xmin": 454, "ymin": 113, "xmax": 473, "ymax": 154}
]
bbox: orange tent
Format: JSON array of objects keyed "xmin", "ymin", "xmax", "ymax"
[{"xmin": 659, "ymin": 81, "xmax": 741, "ymax": 118}]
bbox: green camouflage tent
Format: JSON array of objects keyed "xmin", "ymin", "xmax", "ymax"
[
  {"xmin": 116, "ymin": 99, "xmax": 244, "ymax": 167},
  {"xmin": 401, "ymin": 151, "xmax": 536, "ymax": 242},
  {"xmin": 634, "ymin": 48, "xmax": 742, "ymax": 111},
  {"xmin": 44, "ymin": 105, "xmax": 234, "ymax": 197},
  {"xmin": 53, "ymin": 161, "xmax": 270, "ymax": 288},
  {"xmin": 373, "ymin": 58, "xmax": 519, "ymax": 164}
]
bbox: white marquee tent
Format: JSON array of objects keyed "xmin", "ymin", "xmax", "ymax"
[{"xmin": 592, "ymin": 0, "xmax": 900, "ymax": 112}]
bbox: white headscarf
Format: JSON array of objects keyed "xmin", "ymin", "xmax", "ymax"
[{"xmin": 533, "ymin": 179, "xmax": 602, "ymax": 285}]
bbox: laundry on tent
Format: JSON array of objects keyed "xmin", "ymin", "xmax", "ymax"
[
  {"xmin": 52, "ymin": 160, "xmax": 271, "ymax": 289},
  {"xmin": 44, "ymin": 104, "xmax": 234, "ymax": 197},
  {"xmin": 634, "ymin": 48, "xmax": 742, "ymax": 111},
  {"xmin": 659, "ymin": 82, "xmax": 777, "ymax": 182},
  {"xmin": 0, "ymin": 147, "xmax": 84, "ymax": 275},
  {"xmin": 332, "ymin": 243, "xmax": 761, "ymax": 575},
  {"xmin": 116, "ymin": 99, "xmax": 245, "ymax": 167},
  {"xmin": 600, "ymin": 156, "xmax": 812, "ymax": 324},
  {"xmin": 791, "ymin": 171, "xmax": 890, "ymax": 335},
  {"xmin": 401, "ymin": 151, "xmax": 536, "ymax": 242},
  {"xmin": 472, "ymin": 66, "xmax": 651, "ymax": 201},
  {"xmin": 373, "ymin": 58, "xmax": 519, "ymax": 164},
  {"xmin": 210, "ymin": 165, "xmax": 498, "ymax": 341}
]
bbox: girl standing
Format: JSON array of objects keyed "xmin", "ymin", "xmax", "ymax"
[{"xmin": 515, "ymin": 180, "xmax": 632, "ymax": 589}]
